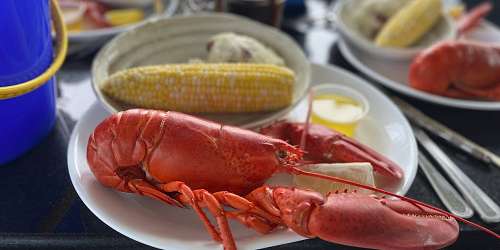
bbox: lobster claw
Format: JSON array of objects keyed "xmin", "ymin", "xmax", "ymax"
[
  {"xmin": 260, "ymin": 122, "xmax": 404, "ymax": 186},
  {"xmin": 272, "ymin": 187, "xmax": 459, "ymax": 250}
]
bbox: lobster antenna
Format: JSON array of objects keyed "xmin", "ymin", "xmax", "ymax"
[
  {"xmin": 290, "ymin": 166, "xmax": 500, "ymax": 239},
  {"xmin": 457, "ymin": 2, "xmax": 493, "ymax": 36},
  {"xmin": 299, "ymin": 89, "xmax": 314, "ymax": 151}
]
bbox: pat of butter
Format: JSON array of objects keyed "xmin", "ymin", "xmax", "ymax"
[
  {"xmin": 312, "ymin": 95, "xmax": 363, "ymax": 124},
  {"xmin": 294, "ymin": 163, "xmax": 375, "ymax": 196}
]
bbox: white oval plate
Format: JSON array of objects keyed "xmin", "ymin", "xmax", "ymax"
[
  {"xmin": 68, "ymin": 64, "xmax": 417, "ymax": 250},
  {"xmin": 338, "ymin": 22, "xmax": 500, "ymax": 110},
  {"xmin": 68, "ymin": 0, "xmax": 179, "ymax": 43},
  {"xmin": 66, "ymin": 0, "xmax": 179, "ymax": 57},
  {"xmin": 98, "ymin": 0, "xmax": 155, "ymax": 8}
]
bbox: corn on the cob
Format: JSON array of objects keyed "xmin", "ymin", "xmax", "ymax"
[
  {"xmin": 375, "ymin": 0, "xmax": 442, "ymax": 48},
  {"xmin": 102, "ymin": 63, "xmax": 295, "ymax": 113}
]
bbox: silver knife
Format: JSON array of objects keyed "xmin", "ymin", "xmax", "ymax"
[
  {"xmin": 418, "ymin": 152, "xmax": 473, "ymax": 218},
  {"xmin": 392, "ymin": 96, "xmax": 500, "ymax": 169},
  {"xmin": 414, "ymin": 127, "xmax": 500, "ymax": 223}
]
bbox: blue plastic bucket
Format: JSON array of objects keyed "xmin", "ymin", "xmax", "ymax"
[{"xmin": 0, "ymin": 0, "xmax": 67, "ymax": 164}]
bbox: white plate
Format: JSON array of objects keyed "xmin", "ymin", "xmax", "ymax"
[
  {"xmin": 98, "ymin": 0, "xmax": 155, "ymax": 8},
  {"xmin": 338, "ymin": 22, "xmax": 500, "ymax": 110},
  {"xmin": 68, "ymin": 64, "xmax": 417, "ymax": 250},
  {"xmin": 66, "ymin": 0, "xmax": 179, "ymax": 56}
]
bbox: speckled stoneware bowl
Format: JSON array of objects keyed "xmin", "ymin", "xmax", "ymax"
[{"xmin": 92, "ymin": 13, "xmax": 311, "ymax": 128}]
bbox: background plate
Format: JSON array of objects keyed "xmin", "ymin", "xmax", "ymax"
[
  {"xmin": 68, "ymin": 64, "xmax": 417, "ymax": 250},
  {"xmin": 338, "ymin": 22, "xmax": 500, "ymax": 110},
  {"xmin": 66, "ymin": 0, "xmax": 179, "ymax": 57}
]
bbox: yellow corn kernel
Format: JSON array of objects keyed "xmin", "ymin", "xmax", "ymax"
[
  {"xmin": 375, "ymin": 0, "xmax": 442, "ymax": 48},
  {"xmin": 102, "ymin": 63, "xmax": 295, "ymax": 113}
]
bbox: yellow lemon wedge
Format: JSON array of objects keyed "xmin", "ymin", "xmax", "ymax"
[
  {"xmin": 294, "ymin": 163, "xmax": 376, "ymax": 196},
  {"xmin": 106, "ymin": 9, "xmax": 145, "ymax": 27}
]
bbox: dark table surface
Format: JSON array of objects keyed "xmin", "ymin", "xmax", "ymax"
[{"xmin": 1, "ymin": 0, "xmax": 499, "ymax": 249}]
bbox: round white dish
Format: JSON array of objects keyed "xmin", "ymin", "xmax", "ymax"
[
  {"xmin": 68, "ymin": 63, "xmax": 417, "ymax": 250},
  {"xmin": 91, "ymin": 13, "xmax": 311, "ymax": 129},
  {"xmin": 333, "ymin": 0, "xmax": 457, "ymax": 62},
  {"xmin": 98, "ymin": 0, "xmax": 155, "ymax": 8},
  {"xmin": 66, "ymin": 0, "xmax": 179, "ymax": 55},
  {"xmin": 338, "ymin": 35, "xmax": 500, "ymax": 110}
]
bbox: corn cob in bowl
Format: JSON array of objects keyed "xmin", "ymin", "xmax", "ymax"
[
  {"xmin": 101, "ymin": 63, "xmax": 295, "ymax": 113},
  {"xmin": 91, "ymin": 14, "xmax": 310, "ymax": 128},
  {"xmin": 375, "ymin": 0, "xmax": 443, "ymax": 48},
  {"xmin": 333, "ymin": 0, "xmax": 457, "ymax": 61}
]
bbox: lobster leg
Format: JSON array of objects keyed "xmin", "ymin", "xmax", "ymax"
[
  {"xmin": 128, "ymin": 179, "xmax": 183, "ymax": 207},
  {"xmin": 458, "ymin": 2, "xmax": 493, "ymax": 35},
  {"xmin": 191, "ymin": 189, "xmax": 237, "ymax": 250},
  {"xmin": 174, "ymin": 188, "xmax": 283, "ymax": 235},
  {"xmin": 159, "ymin": 182, "xmax": 222, "ymax": 243},
  {"xmin": 158, "ymin": 182, "xmax": 237, "ymax": 250},
  {"xmin": 214, "ymin": 191, "xmax": 282, "ymax": 225},
  {"xmin": 439, "ymin": 87, "xmax": 477, "ymax": 99},
  {"xmin": 453, "ymin": 83, "xmax": 500, "ymax": 101},
  {"xmin": 224, "ymin": 211, "xmax": 276, "ymax": 234},
  {"xmin": 213, "ymin": 191, "xmax": 283, "ymax": 234}
]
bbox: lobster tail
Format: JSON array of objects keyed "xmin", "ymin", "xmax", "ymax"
[
  {"xmin": 87, "ymin": 109, "xmax": 182, "ymax": 206},
  {"xmin": 87, "ymin": 109, "xmax": 154, "ymax": 192}
]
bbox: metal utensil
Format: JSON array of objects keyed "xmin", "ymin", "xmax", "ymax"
[
  {"xmin": 414, "ymin": 126, "xmax": 500, "ymax": 223},
  {"xmin": 418, "ymin": 152, "xmax": 474, "ymax": 218},
  {"xmin": 392, "ymin": 96, "xmax": 500, "ymax": 169}
]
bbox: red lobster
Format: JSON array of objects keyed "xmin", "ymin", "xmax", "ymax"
[
  {"xmin": 409, "ymin": 2, "xmax": 500, "ymax": 100},
  {"xmin": 84, "ymin": 1, "xmax": 111, "ymax": 28},
  {"xmin": 87, "ymin": 109, "xmax": 496, "ymax": 250},
  {"xmin": 409, "ymin": 41, "xmax": 500, "ymax": 100}
]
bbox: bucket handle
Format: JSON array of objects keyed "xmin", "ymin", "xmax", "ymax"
[{"xmin": 0, "ymin": 0, "xmax": 68, "ymax": 100}]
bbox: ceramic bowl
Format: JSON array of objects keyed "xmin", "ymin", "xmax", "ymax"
[
  {"xmin": 92, "ymin": 13, "xmax": 311, "ymax": 128},
  {"xmin": 333, "ymin": 0, "xmax": 457, "ymax": 61}
]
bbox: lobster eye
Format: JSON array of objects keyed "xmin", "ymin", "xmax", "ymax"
[{"xmin": 277, "ymin": 150, "xmax": 288, "ymax": 159}]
